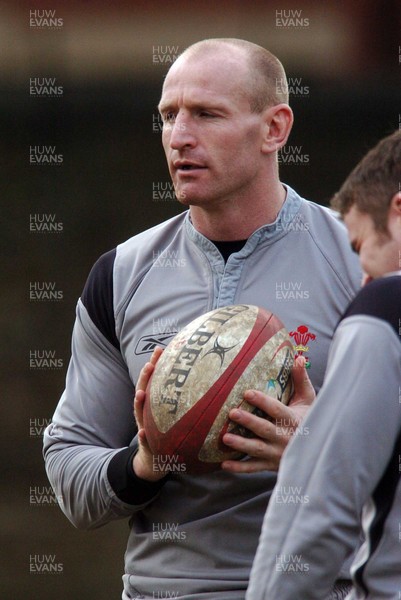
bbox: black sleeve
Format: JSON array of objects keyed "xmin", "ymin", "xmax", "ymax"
[
  {"xmin": 81, "ymin": 249, "xmax": 120, "ymax": 349},
  {"xmin": 107, "ymin": 447, "xmax": 169, "ymax": 505},
  {"xmin": 341, "ymin": 275, "xmax": 401, "ymax": 338}
]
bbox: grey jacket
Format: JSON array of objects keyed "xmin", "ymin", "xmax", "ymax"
[{"xmin": 247, "ymin": 275, "xmax": 401, "ymax": 600}]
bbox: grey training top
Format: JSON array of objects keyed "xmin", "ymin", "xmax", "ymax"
[
  {"xmin": 44, "ymin": 185, "xmax": 361, "ymax": 599},
  {"xmin": 247, "ymin": 274, "xmax": 401, "ymax": 600}
]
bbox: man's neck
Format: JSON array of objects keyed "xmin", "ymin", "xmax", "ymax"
[{"xmin": 189, "ymin": 182, "xmax": 287, "ymax": 240}]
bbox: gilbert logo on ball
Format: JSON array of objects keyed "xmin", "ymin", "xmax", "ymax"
[{"xmin": 143, "ymin": 305, "xmax": 294, "ymax": 474}]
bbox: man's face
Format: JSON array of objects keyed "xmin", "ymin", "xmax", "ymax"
[
  {"xmin": 344, "ymin": 204, "xmax": 401, "ymax": 281},
  {"xmin": 158, "ymin": 49, "xmax": 268, "ymax": 207}
]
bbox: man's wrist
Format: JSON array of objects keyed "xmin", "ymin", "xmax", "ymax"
[
  {"xmin": 107, "ymin": 446, "xmax": 169, "ymax": 504},
  {"xmin": 132, "ymin": 451, "xmax": 166, "ymax": 482}
]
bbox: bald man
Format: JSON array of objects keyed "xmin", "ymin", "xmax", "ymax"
[{"xmin": 44, "ymin": 39, "xmax": 361, "ymax": 599}]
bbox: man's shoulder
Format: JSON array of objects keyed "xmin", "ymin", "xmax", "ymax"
[
  {"xmin": 288, "ymin": 187, "xmax": 350, "ymax": 242},
  {"xmin": 80, "ymin": 211, "xmax": 188, "ymax": 345},
  {"xmin": 82, "ymin": 211, "xmax": 188, "ymax": 296},
  {"xmin": 281, "ymin": 185, "xmax": 351, "ymax": 244},
  {"xmin": 290, "ymin": 193, "xmax": 362, "ymax": 292},
  {"xmin": 342, "ymin": 275, "xmax": 401, "ymax": 338},
  {"xmin": 299, "ymin": 195, "xmax": 343, "ymax": 228}
]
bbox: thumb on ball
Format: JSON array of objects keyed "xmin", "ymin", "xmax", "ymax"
[{"xmin": 291, "ymin": 356, "xmax": 315, "ymax": 404}]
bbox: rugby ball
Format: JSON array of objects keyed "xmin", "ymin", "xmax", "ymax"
[{"xmin": 143, "ymin": 304, "xmax": 293, "ymax": 474}]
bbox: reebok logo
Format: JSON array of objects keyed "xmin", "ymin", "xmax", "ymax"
[{"xmin": 135, "ymin": 333, "xmax": 177, "ymax": 355}]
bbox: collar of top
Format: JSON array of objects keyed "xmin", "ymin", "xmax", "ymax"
[{"xmin": 185, "ymin": 184, "xmax": 303, "ymax": 260}]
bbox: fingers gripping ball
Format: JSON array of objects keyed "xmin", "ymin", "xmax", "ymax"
[{"xmin": 143, "ymin": 305, "xmax": 293, "ymax": 474}]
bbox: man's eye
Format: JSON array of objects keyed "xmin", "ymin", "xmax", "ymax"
[{"xmin": 161, "ymin": 112, "xmax": 176, "ymax": 123}]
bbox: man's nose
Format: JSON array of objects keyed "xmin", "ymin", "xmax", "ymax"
[{"xmin": 168, "ymin": 113, "xmax": 197, "ymax": 149}]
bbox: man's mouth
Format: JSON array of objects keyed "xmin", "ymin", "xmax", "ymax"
[{"xmin": 173, "ymin": 160, "xmax": 206, "ymax": 172}]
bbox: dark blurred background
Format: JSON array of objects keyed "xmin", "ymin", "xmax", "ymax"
[{"xmin": 2, "ymin": 0, "xmax": 401, "ymax": 597}]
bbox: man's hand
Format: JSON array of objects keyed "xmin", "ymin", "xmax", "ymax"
[
  {"xmin": 133, "ymin": 347, "xmax": 165, "ymax": 482},
  {"xmin": 221, "ymin": 356, "xmax": 316, "ymax": 473}
]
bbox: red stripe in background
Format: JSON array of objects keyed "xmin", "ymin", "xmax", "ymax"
[{"xmin": 151, "ymin": 309, "xmax": 285, "ymax": 471}]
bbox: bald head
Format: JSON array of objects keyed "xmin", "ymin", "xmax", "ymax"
[{"xmin": 169, "ymin": 38, "xmax": 289, "ymax": 112}]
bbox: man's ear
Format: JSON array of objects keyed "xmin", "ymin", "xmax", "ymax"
[
  {"xmin": 387, "ymin": 192, "xmax": 401, "ymax": 243},
  {"xmin": 261, "ymin": 103, "xmax": 293, "ymax": 154},
  {"xmin": 389, "ymin": 191, "xmax": 401, "ymax": 215}
]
